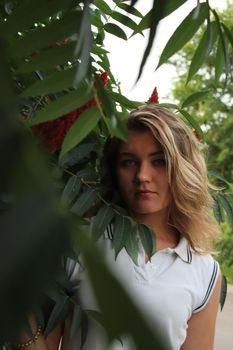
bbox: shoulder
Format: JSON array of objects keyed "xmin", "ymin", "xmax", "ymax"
[{"xmin": 190, "ymin": 252, "xmax": 220, "ymax": 313}]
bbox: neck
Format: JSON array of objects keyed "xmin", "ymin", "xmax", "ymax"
[{"xmin": 130, "ymin": 210, "xmax": 179, "ymax": 249}]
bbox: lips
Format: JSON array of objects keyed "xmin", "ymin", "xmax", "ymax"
[
  {"xmin": 136, "ymin": 190, "xmax": 157, "ymax": 196},
  {"xmin": 136, "ymin": 189, "xmax": 156, "ymax": 193}
]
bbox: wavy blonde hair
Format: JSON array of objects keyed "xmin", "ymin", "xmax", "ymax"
[
  {"xmin": 104, "ymin": 105, "xmax": 220, "ymax": 253},
  {"xmin": 126, "ymin": 106, "xmax": 220, "ymax": 254}
]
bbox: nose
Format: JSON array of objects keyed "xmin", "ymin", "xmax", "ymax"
[{"xmin": 134, "ymin": 162, "xmax": 152, "ymax": 183}]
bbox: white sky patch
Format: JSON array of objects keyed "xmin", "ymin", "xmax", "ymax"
[{"xmin": 104, "ymin": 0, "xmax": 228, "ymax": 102}]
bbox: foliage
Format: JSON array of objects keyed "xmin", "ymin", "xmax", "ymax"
[
  {"xmin": 169, "ymin": 2, "xmax": 233, "ymax": 281},
  {"xmin": 216, "ymin": 222, "xmax": 233, "ymax": 284},
  {"xmin": 0, "ymin": 0, "xmax": 233, "ymax": 347}
]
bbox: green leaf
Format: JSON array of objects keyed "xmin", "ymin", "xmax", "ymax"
[
  {"xmin": 109, "ymin": 91, "xmax": 141, "ymax": 109},
  {"xmin": 91, "ymin": 204, "xmax": 115, "ymax": 241},
  {"xmin": 208, "ymin": 170, "xmax": 230, "ymax": 187},
  {"xmin": 215, "ymin": 193, "xmax": 233, "ymax": 228},
  {"xmin": 60, "ymin": 106, "xmax": 101, "ymax": 158},
  {"xmin": 157, "ymin": 103, "xmax": 179, "ymax": 110},
  {"xmin": 0, "ymin": 0, "xmax": 76, "ymax": 38},
  {"xmin": 76, "ymin": 168, "xmax": 99, "ymax": 182},
  {"xmin": 117, "ymin": 3, "xmax": 143, "ymax": 18},
  {"xmin": 86, "ymin": 309, "xmax": 124, "ymax": 346},
  {"xmin": 156, "ymin": 3, "xmax": 208, "ymax": 69},
  {"xmin": 108, "ymin": 112, "xmax": 128, "ymax": 141},
  {"xmin": 97, "ymin": 55, "xmax": 111, "ymax": 74},
  {"xmin": 136, "ymin": 0, "xmax": 187, "ymax": 33},
  {"xmin": 220, "ymin": 275, "xmax": 227, "ymax": 311},
  {"xmin": 212, "ymin": 10, "xmax": 230, "ymax": 80},
  {"xmin": 110, "ymin": 11, "xmax": 138, "ymax": 32},
  {"xmin": 80, "ymin": 311, "xmax": 88, "ymax": 349},
  {"xmin": 60, "ymin": 143, "xmax": 96, "ymax": 167},
  {"xmin": 86, "ymin": 310, "xmax": 106, "ymax": 328},
  {"xmin": 96, "ymin": 81, "xmax": 128, "ymax": 141},
  {"xmin": 44, "ymin": 296, "xmax": 71, "ymax": 336},
  {"xmin": 213, "ymin": 196, "xmax": 223, "ymax": 224},
  {"xmin": 94, "ymin": 0, "xmax": 112, "ymax": 16},
  {"xmin": 17, "ymin": 42, "xmax": 78, "ymax": 73},
  {"xmin": 215, "ymin": 38, "xmax": 225, "ymax": 83},
  {"xmin": 69, "ymin": 304, "xmax": 82, "ymax": 340},
  {"xmin": 22, "ymin": 65, "xmax": 84, "ymax": 97},
  {"xmin": 112, "ymin": 215, "xmax": 131, "ymax": 258},
  {"xmin": 124, "ymin": 219, "xmax": 139, "ymax": 265},
  {"xmin": 28, "ymin": 84, "xmax": 93, "ymax": 125},
  {"xmin": 95, "ymin": 74, "xmax": 115, "ymax": 118},
  {"xmin": 179, "ymin": 109, "xmax": 205, "ymax": 142},
  {"xmin": 186, "ymin": 21, "xmax": 218, "ymax": 84},
  {"xmin": 181, "ymin": 90, "xmax": 211, "ymax": 109},
  {"xmin": 71, "ymin": 188, "xmax": 98, "ymax": 217},
  {"xmin": 61, "ymin": 176, "xmax": 81, "ymax": 206},
  {"xmin": 137, "ymin": 0, "xmax": 167, "ymax": 81},
  {"xmin": 7, "ymin": 11, "xmax": 82, "ymax": 59},
  {"xmin": 222, "ymin": 23, "xmax": 233, "ymax": 49},
  {"xmin": 91, "ymin": 45, "xmax": 109, "ymax": 56},
  {"xmin": 91, "ymin": 12, "xmax": 104, "ymax": 28},
  {"xmin": 104, "ymin": 23, "xmax": 127, "ymax": 40},
  {"xmin": 73, "ymin": 2, "xmax": 93, "ymax": 85},
  {"xmin": 138, "ymin": 224, "xmax": 156, "ymax": 260}
]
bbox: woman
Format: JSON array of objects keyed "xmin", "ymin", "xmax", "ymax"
[{"xmin": 16, "ymin": 105, "xmax": 221, "ymax": 349}]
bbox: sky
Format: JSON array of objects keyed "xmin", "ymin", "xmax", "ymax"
[{"xmin": 104, "ymin": 0, "xmax": 227, "ymax": 103}]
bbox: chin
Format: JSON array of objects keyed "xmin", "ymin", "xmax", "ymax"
[{"xmin": 131, "ymin": 207, "xmax": 161, "ymax": 215}]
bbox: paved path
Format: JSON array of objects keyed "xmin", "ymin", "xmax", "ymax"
[{"xmin": 215, "ymin": 284, "xmax": 233, "ymax": 350}]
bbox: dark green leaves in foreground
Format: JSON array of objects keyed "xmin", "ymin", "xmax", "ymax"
[
  {"xmin": 61, "ymin": 176, "xmax": 81, "ymax": 207},
  {"xmin": 156, "ymin": 3, "xmax": 208, "ymax": 69},
  {"xmin": 112, "ymin": 215, "xmax": 135, "ymax": 260},
  {"xmin": 44, "ymin": 295, "xmax": 72, "ymax": 336},
  {"xmin": 104, "ymin": 23, "xmax": 127, "ymax": 40},
  {"xmin": 181, "ymin": 90, "xmax": 211, "ymax": 109},
  {"xmin": 214, "ymin": 193, "xmax": 233, "ymax": 229},
  {"xmin": 60, "ymin": 106, "xmax": 102, "ymax": 158},
  {"xmin": 76, "ymin": 229, "xmax": 169, "ymax": 349},
  {"xmin": 28, "ymin": 84, "xmax": 93, "ymax": 125},
  {"xmin": 71, "ymin": 188, "xmax": 98, "ymax": 217},
  {"xmin": 186, "ymin": 21, "xmax": 218, "ymax": 84},
  {"xmin": 220, "ymin": 275, "xmax": 227, "ymax": 311},
  {"xmin": 179, "ymin": 109, "xmax": 205, "ymax": 142},
  {"xmin": 138, "ymin": 224, "xmax": 156, "ymax": 260},
  {"xmin": 111, "ymin": 215, "xmax": 156, "ymax": 264},
  {"xmin": 92, "ymin": 204, "xmax": 115, "ymax": 241}
]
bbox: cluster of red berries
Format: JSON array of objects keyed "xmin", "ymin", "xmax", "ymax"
[
  {"xmin": 33, "ymin": 72, "xmax": 109, "ymax": 152},
  {"xmin": 148, "ymin": 86, "xmax": 159, "ymax": 104},
  {"xmin": 33, "ymin": 79, "xmax": 201, "ymax": 152}
]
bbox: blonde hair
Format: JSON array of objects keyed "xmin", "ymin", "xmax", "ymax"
[
  {"xmin": 104, "ymin": 105, "xmax": 220, "ymax": 253},
  {"xmin": 126, "ymin": 105, "xmax": 220, "ymax": 253}
]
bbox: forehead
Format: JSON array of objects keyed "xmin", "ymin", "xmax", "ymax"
[{"xmin": 118, "ymin": 130, "xmax": 163, "ymax": 155}]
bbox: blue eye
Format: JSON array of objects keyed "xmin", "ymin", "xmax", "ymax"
[
  {"xmin": 120, "ymin": 159, "xmax": 136, "ymax": 167},
  {"xmin": 152, "ymin": 159, "xmax": 166, "ymax": 166}
]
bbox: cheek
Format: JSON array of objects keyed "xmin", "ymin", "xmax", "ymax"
[{"xmin": 116, "ymin": 169, "xmax": 132, "ymax": 196}]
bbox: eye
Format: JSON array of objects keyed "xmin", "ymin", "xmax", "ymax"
[
  {"xmin": 152, "ymin": 158, "xmax": 166, "ymax": 167},
  {"xmin": 120, "ymin": 159, "xmax": 136, "ymax": 167}
]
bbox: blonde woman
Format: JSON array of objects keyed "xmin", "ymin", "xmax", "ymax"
[{"xmin": 16, "ymin": 106, "xmax": 221, "ymax": 350}]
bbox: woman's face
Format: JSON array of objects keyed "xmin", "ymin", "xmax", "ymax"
[{"xmin": 116, "ymin": 130, "xmax": 171, "ymax": 218}]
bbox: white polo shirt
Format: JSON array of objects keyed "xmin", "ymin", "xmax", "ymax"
[{"xmin": 63, "ymin": 227, "xmax": 219, "ymax": 350}]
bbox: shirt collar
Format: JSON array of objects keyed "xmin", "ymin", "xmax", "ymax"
[{"xmin": 173, "ymin": 236, "xmax": 192, "ymax": 264}]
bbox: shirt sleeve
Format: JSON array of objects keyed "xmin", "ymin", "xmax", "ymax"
[{"xmin": 192, "ymin": 256, "xmax": 220, "ymax": 313}]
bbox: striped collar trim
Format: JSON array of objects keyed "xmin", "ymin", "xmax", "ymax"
[
  {"xmin": 106, "ymin": 226, "xmax": 192, "ymax": 264},
  {"xmin": 174, "ymin": 236, "xmax": 192, "ymax": 264},
  {"xmin": 106, "ymin": 224, "xmax": 114, "ymax": 240}
]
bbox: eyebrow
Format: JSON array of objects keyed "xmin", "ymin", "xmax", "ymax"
[{"xmin": 118, "ymin": 151, "xmax": 164, "ymax": 157}]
